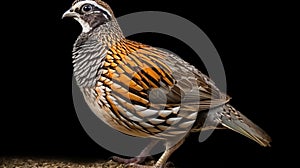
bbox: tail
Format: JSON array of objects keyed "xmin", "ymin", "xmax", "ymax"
[{"xmin": 219, "ymin": 104, "xmax": 272, "ymax": 147}]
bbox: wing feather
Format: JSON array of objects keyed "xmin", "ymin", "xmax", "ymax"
[{"xmin": 101, "ymin": 39, "xmax": 230, "ymax": 114}]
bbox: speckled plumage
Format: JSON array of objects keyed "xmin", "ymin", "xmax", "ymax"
[{"xmin": 63, "ymin": 1, "xmax": 271, "ymax": 167}]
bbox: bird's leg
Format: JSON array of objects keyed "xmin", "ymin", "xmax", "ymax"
[
  {"xmin": 112, "ymin": 140, "xmax": 159, "ymax": 164},
  {"xmin": 127, "ymin": 138, "xmax": 185, "ymax": 168}
]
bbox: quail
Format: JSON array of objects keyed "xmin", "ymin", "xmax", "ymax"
[{"xmin": 62, "ymin": 0, "xmax": 272, "ymax": 167}]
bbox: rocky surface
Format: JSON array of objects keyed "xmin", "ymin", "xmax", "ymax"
[
  {"xmin": 0, "ymin": 156, "xmax": 181, "ymax": 168},
  {"xmin": 0, "ymin": 158, "xmax": 154, "ymax": 168}
]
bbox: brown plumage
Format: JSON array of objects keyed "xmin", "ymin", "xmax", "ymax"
[{"xmin": 63, "ymin": 1, "xmax": 271, "ymax": 167}]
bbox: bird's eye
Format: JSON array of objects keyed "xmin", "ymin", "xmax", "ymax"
[{"xmin": 81, "ymin": 4, "xmax": 93, "ymax": 13}]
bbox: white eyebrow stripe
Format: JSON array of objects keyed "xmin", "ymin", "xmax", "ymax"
[
  {"xmin": 102, "ymin": 13, "xmax": 109, "ymax": 20},
  {"xmin": 73, "ymin": 0, "xmax": 112, "ymax": 17}
]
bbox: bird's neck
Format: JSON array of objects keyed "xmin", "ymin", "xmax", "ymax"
[
  {"xmin": 92, "ymin": 19, "xmax": 125, "ymax": 46},
  {"xmin": 73, "ymin": 19, "xmax": 125, "ymax": 88}
]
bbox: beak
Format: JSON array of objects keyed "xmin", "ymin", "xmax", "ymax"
[{"xmin": 62, "ymin": 9, "xmax": 78, "ymax": 19}]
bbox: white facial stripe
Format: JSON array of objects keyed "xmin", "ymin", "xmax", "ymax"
[
  {"xmin": 72, "ymin": 0, "xmax": 112, "ymax": 17},
  {"xmin": 74, "ymin": 17, "xmax": 92, "ymax": 33},
  {"xmin": 102, "ymin": 13, "xmax": 109, "ymax": 20}
]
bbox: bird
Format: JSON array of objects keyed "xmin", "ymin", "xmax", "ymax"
[{"xmin": 62, "ymin": 0, "xmax": 271, "ymax": 167}]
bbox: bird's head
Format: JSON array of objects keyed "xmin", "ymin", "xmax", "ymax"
[{"xmin": 62, "ymin": 0, "xmax": 115, "ymax": 33}]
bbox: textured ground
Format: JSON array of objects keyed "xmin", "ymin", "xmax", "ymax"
[{"xmin": 0, "ymin": 158, "xmax": 159, "ymax": 168}]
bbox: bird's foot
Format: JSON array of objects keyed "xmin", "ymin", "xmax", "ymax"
[{"xmin": 111, "ymin": 155, "xmax": 151, "ymax": 164}]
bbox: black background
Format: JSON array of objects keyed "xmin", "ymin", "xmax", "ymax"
[{"xmin": 1, "ymin": 0, "xmax": 287, "ymax": 167}]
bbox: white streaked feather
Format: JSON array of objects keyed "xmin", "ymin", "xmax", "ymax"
[
  {"xmin": 77, "ymin": 59, "xmax": 88, "ymax": 70},
  {"xmin": 102, "ymin": 69, "xmax": 108, "ymax": 74},
  {"xmin": 129, "ymin": 116, "xmax": 143, "ymax": 122},
  {"xmin": 168, "ymin": 131, "xmax": 187, "ymax": 135},
  {"xmin": 158, "ymin": 110, "xmax": 172, "ymax": 118},
  {"xmin": 157, "ymin": 125, "xmax": 168, "ymax": 130},
  {"xmin": 96, "ymin": 81, "xmax": 103, "ymax": 86},
  {"xmin": 172, "ymin": 106, "xmax": 180, "ymax": 114},
  {"xmin": 106, "ymin": 81, "xmax": 113, "ymax": 85},
  {"xmin": 134, "ymin": 105, "xmax": 147, "ymax": 111},
  {"xmin": 126, "ymin": 111, "xmax": 133, "ymax": 117},
  {"xmin": 137, "ymin": 109, "xmax": 158, "ymax": 117},
  {"xmin": 115, "ymin": 96, "xmax": 127, "ymax": 103},
  {"xmin": 104, "ymin": 78, "xmax": 110, "ymax": 83},
  {"xmin": 166, "ymin": 117, "xmax": 182, "ymax": 125},
  {"xmin": 104, "ymin": 102, "xmax": 110, "ymax": 108},
  {"xmin": 139, "ymin": 122, "xmax": 154, "ymax": 128},
  {"xmin": 148, "ymin": 118, "xmax": 165, "ymax": 125},
  {"xmin": 111, "ymin": 83, "xmax": 122, "ymax": 89},
  {"xmin": 105, "ymin": 87, "xmax": 112, "ymax": 92},
  {"xmin": 179, "ymin": 121, "xmax": 195, "ymax": 128},
  {"xmin": 100, "ymin": 76, "xmax": 107, "ymax": 82}
]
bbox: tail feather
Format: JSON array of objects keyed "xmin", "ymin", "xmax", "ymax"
[{"xmin": 219, "ymin": 104, "xmax": 271, "ymax": 147}]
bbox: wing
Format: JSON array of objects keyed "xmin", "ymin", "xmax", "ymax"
[
  {"xmin": 93, "ymin": 39, "xmax": 229, "ymax": 137},
  {"xmin": 105, "ymin": 40, "xmax": 229, "ymax": 106},
  {"xmin": 99, "ymin": 39, "xmax": 230, "ymax": 108}
]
